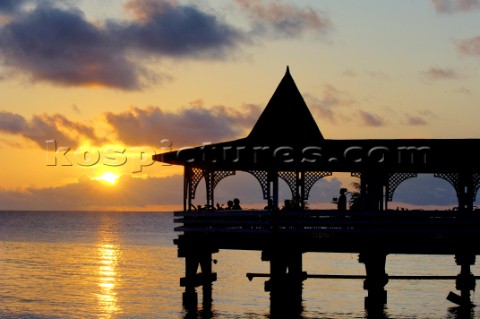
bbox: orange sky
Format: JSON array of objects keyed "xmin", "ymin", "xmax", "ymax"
[{"xmin": 1, "ymin": 0, "xmax": 480, "ymax": 211}]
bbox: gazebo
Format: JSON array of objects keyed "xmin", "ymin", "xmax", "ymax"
[
  {"xmin": 154, "ymin": 66, "xmax": 480, "ymax": 213},
  {"xmin": 153, "ymin": 67, "xmax": 480, "ymax": 312}
]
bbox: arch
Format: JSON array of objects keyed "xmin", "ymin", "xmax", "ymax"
[
  {"xmin": 433, "ymin": 173, "xmax": 480, "ymax": 209},
  {"xmin": 387, "ymin": 173, "xmax": 418, "ymax": 202},
  {"xmin": 246, "ymin": 170, "xmax": 270, "ymax": 200},
  {"xmin": 474, "ymin": 173, "xmax": 480, "ymax": 203},
  {"xmin": 304, "ymin": 171, "xmax": 332, "ymax": 199},
  {"xmin": 187, "ymin": 169, "xmax": 236, "ymax": 200},
  {"xmin": 214, "ymin": 171, "xmax": 266, "ymax": 209},
  {"xmin": 188, "ymin": 167, "xmax": 205, "ymax": 200},
  {"xmin": 434, "ymin": 173, "xmax": 461, "ymax": 202},
  {"xmin": 392, "ymin": 173, "xmax": 457, "ymax": 208},
  {"xmin": 278, "ymin": 171, "xmax": 297, "ymax": 199}
]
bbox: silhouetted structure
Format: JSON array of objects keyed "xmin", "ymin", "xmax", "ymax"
[{"xmin": 153, "ymin": 67, "xmax": 480, "ymax": 314}]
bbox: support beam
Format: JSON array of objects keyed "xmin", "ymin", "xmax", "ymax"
[
  {"xmin": 447, "ymin": 253, "xmax": 476, "ymax": 307},
  {"xmin": 359, "ymin": 252, "xmax": 389, "ymax": 307},
  {"xmin": 179, "ymin": 247, "xmax": 218, "ymax": 309},
  {"xmin": 262, "ymin": 248, "xmax": 305, "ymax": 317}
]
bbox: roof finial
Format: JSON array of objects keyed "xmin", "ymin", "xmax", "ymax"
[{"xmin": 286, "ymin": 65, "xmax": 290, "ymax": 74}]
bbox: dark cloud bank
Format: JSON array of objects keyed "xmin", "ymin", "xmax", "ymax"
[
  {"xmin": 105, "ymin": 104, "xmax": 261, "ymax": 146},
  {"xmin": 0, "ymin": 103, "xmax": 261, "ymax": 149},
  {"xmin": 0, "ymin": 111, "xmax": 106, "ymax": 148},
  {"xmin": 0, "ymin": 0, "xmax": 242, "ymax": 89},
  {"xmin": 0, "ymin": 0, "xmax": 330, "ymax": 90}
]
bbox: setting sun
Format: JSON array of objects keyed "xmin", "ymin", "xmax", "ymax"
[{"xmin": 96, "ymin": 172, "xmax": 119, "ymax": 185}]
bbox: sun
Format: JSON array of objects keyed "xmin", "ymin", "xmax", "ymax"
[{"xmin": 96, "ymin": 172, "xmax": 120, "ymax": 185}]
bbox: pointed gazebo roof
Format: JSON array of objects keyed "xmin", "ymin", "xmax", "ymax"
[
  {"xmin": 154, "ymin": 67, "xmax": 480, "ymax": 173},
  {"xmin": 154, "ymin": 67, "xmax": 328, "ymax": 170},
  {"xmin": 246, "ymin": 67, "xmax": 323, "ymax": 146}
]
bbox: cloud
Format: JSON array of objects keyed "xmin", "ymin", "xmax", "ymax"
[
  {"xmin": 304, "ymin": 85, "xmax": 354, "ymax": 124},
  {"xmin": 72, "ymin": 104, "xmax": 81, "ymax": 114},
  {"xmin": 456, "ymin": 35, "xmax": 480, "ymax": 55},
  {"xmin": 358, "ymin": 110, "xmax": 385, "ymax": 127},
  {"xmin": 342, "ymin": 69, "xmax": 390, "ymax": 80},
  {"xmin": 0, "ymin": 0, "xmax": 28, "ymax": 14},
  {"xmin": 235, "ymin": 0, "xmax": 331, "ymax": 38},
  {"xmin": 422, "ymin": 67, "xmax": 461, "ymax": 80},
  {"xmin": 432, "ymin": 0, "xmax": 480, "ymax": 13},
  {"xmin": 405, "ymin": 114, "xmax": 428, "ymax": 126},
  {"xmin": 0, "ymin": 102, "xmax": 261, "ymax": 149},
  {"xmin": 104, "ymin": 104, "xmax": 261, "ymax": 147},
  {"xmin": 0, "ymin": 3, "xmax": 144, "ymax": 89},
  {"xmin": 455, "ymin": 87, "xmax": 472, "ymax": 95},
  {"xmin": 0, "ymin": 0, "xmax": 244, "ymax": 89},
  {"xmin": 0, "ymin": 111, "xmax": 106, "ymax": 148},
  {"xmin": 0, "ymin": 174, "xmax": 184, "ymax": 211},
  {"xmin": 0, "ymin": 0, "xmax": 334, "ymax": 90},
  {"xmin": 342, "ymin": 69, "xmax": 357, "ymax": 77},
  {"xmin": 118, "ymin": 0, "xmax": 244, "ymax": 59}
]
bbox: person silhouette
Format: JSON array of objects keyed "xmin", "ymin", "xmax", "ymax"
[
  {"xmin": 232, "ymin": 198, "xmax": 242, "ymax": 210},
  {"xmin": 291, "ymin": 194, "xmax": 301, "ymax": 210},
  {"xmin": 225, "ymin": 200, "xmax": 234, "ymax": 210},
  {"xmin": 281, "ymin": 199, "xmax": 292, "ymax": 211},
  {"xmin": 264, "ymin": 198, "xmax": 274, "ymax": 210},
  {"xmin": 337, "ymin": 188, "xmax": 347, "ymax": 211}
]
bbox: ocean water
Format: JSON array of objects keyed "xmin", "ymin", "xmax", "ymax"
[{"xmin": 0, "ymin": 211, "xmax": 479, "ymax": 319}]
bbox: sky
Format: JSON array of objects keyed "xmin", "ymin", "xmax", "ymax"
[{"xmin": 1, "ymin": 0, "xmax": 480, "ymax": 211}]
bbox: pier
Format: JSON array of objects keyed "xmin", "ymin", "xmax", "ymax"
[{"xmin": 153, "ymin": 67, "xmax": 480, "ymax": 315}]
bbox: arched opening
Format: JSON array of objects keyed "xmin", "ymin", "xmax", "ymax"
[
  {"xmin": 304, "ymin": 172, "xmax": 359, "ymax": 210},
  {"xmin": 391, "ymin": 173, "xmax": 457, "ymax": 210},
  {"xmin": 213, "ymin": 171, "xmax": 265, "ymax": 210}
]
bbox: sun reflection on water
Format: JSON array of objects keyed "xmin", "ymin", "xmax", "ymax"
[{"xmin": 96, "ymin": 242, "xmax": 121, "ymax": 318}]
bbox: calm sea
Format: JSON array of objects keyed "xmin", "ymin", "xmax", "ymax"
[{"xmin": 0, "ymin": 211, "xmax": 479, "ymax": 319}]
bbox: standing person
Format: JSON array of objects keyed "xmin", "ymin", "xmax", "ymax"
[{"xmin": 337, "ymin": 188, "xmax": 348, "ymax": 211}]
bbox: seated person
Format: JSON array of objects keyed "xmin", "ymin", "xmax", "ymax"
[
  {"xmin": 281, "ymin": 199, "xmax": 292, "ymax": 211},
  {"xmin": 225, "ymin": 200, "xmax": 234, "ymax": 210},
  {"xmin": 232, "ymin": 198, "xmax": 242, "ymax": 210},
  {"xmin": 264, "ymin": 199, "xmax": 274, "ymax": 210}
]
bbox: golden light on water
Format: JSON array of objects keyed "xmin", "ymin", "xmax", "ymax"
[{"xmin": 96, "ymin": 243, "xmax": 121, "ymax": 317}]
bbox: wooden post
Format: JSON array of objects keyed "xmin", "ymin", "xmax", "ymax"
[
  {"xmin": 263, "ymin": 248, "xmax": 304, "ymax": 317},
  {"xmin": 449, "ymin": 253, "xmax": 476, "ymax": 307},
  {"xmin": 182, "ymin": 254, "xmax": 199, "ymax": 308},
  {"xmin": 199, "ymin": 253, "xmax": 214, "ymax": 304},
  {"xmin": 359, "ymin": 252, "xmax": 389, "ymax": 307},
  {"xmin": 185, "ymin": 166, "xmax": 192, "ymax": 212},
  {"xmin": 179, "ymin": 245, "xmax": 218, "ymax": 310},
  {"xmin": 272, "ymin": 171, "xmax": 279, "ymax": 210},
  {"xmin": 460, "ymin": 172, "xmax": 474, "ymax": 212}
]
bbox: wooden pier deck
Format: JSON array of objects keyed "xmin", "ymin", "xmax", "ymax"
[
  {"xmin": 173, "ymin": 209, "xmax": 480, "ymax": 313},
  {"xmin": 174, "ymin": 209, "xmax": 480, "ymax": 255}
]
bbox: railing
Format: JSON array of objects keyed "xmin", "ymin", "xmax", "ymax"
[{"xmin": 174, "ymin": 209, "xmax": 480, "ymax": 236}]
